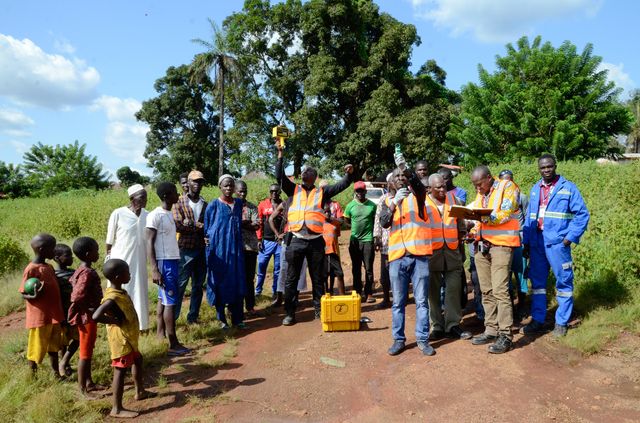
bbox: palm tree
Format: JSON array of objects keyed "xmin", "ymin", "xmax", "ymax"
[{"xmin": 190, "ymin": 19, "xmax": 239, "ymax": 179}]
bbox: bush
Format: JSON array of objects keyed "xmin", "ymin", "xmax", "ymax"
[{"xmin": 0, "ymin": 235, "xmax": 28, "ymax": 277}]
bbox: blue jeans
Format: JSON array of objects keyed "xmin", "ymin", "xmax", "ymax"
[
  {"xmin": 255, "ymin": 240, "xmax": 281, "ymax": 295},
  {"xmin": 175, "ymin": 248, "xmax": 206, "ymax": 323},
  {"xmin": 389, "ymin": 255, "xmax": 430, "ymax": 343}
]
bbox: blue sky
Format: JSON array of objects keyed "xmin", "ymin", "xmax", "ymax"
[{"xmin": 1, "ymin": 0, "xmax": 637, "ymax": 178}]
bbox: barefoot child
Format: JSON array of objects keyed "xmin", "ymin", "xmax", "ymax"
[
  {"xmin": 146, "ymin": 182, "xmax": 190, "ymax": 356},
  {"xmin": 68, "ymin": 237, "xmax": 104, "ymax": 397},
  {"xmin": 20, "ymin": 233, "xmax": 64, "ymax": 375},
  {"xmin": 53, "ymin": 243, "xmax": 80, "ymax": 377},
  {"xmin": 93, "ymin": 259, "xmax": 156, "ymax": 418}
]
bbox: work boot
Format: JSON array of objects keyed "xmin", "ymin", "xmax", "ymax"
[
  {"xmin": 446, "ymin": 326, "xmax": 472, "ymax": 340},
  {"xmin": 471, "ymin": 333, "xmax": 497, "ymax": 345},
  {"xmin": 416, "ymin": 341, "xmax": 436, "ymax": 356},
  {"xmin": 270, "ymin": 292, "xmax": 283, "ymax": 307},
  {"xmin": 488, "ymin": 335, "xmax": 513, "ymax": 354},
  {"xmin": 387, "ymin": 340, "xmax": 405, "ymax": 356},
  {"xmin": 282, "ymin": 315, "xmax": 296, "ymax": 326},
  {"xmin": 520, "ymin": 319, "xmax": 547, "ymax": 335},
  {"xmin": 552, "ymin": 324, "xmax": 568, "ymax": 338},
  {"xmin": 429, "ymin": 329, "xmax": 445, "ymax": 341},
  {"xmin": 375, "ymin": 300, "xmax": 391, "ymax": 310}
]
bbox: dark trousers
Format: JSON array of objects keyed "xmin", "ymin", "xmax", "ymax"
[
  {"xmin": 244, "ymin": 250, "xmax": 258, "ymax": 311},
  {"xmin": 284, "ymin": 236, "xmax": 326, "ymax": 316},
  {"xmin": 349, "ymin": 239, "xmax": 375, "ymax": 296},
  {"xmin": 380, "ymin": 253, "xmax": 390, "ymax": 301}
]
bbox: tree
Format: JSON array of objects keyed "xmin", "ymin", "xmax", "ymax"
[
  {"xmin": 447, "ymin": 36, "xmax": 633, "ymax": 165},
  {"xmin": 191, "ymin": 19, "xmax": 241, "ymax": 180},
  {"xmin": 136, "ymin": 65, "xmax": 219, "ymax": 182},
  {"xmin": 223, "ymin": 0, "xmax": 458, "ymax": 177},
  {"xmin": 22, "ymin": 141, "xmax": 109, "ymax": 196},
  {"xmin": 116, "ymin": 166, "xmax": 150, "ymax": 187},
  {"xmin": 0, "ymin": 161, "xmax": 30, "ymax": 198},
  {"xmin": 625, "ymin": 90, "xmax": 640, "ymax": 153}
]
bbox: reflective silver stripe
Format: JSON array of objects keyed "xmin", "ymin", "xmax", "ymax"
[
  {"xmin": 444, "ymin": 236, "xmax": 458, "ymax": 243},
  {"xmin": 388, "ymin": 238, "xmax": 431, "ymax": 251},
  {"xmin": 544, "ymin": 212, "xmax": 574, "ymax": 220},
  {"xmin": 481, "ymin": 228, "xmax": 520, "ymax": 236},
  {"xmin": 529, "ymin": 213, "xmax": 537, "ymax": 219},
  {"xmin": 532, "ymin": 289, "xmax": 546, "ymax": 295},
  {"xmin": 557, "ymin": 291, "xmax": 573, "ymax": 298}
]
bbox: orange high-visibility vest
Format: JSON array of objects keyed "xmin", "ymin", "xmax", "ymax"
[
  {"xmin": 288, "ymin": 185, "xmax": 324, "ymax": 234},
  {"xmin": 471, "ymin": 179, "xmax": 521, "ymax": 247},
  {"xmin": 425, "ymin": 192, "xmax": 459, "ymax": 251},
  {"xmin": 323, "ymin": 221, "xmax": 340, "ymax": 255},
  {"xmin": 387, "ymin": 193, "xmax": 432, "ymax": 262}
]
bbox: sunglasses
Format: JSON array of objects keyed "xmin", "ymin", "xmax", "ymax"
[
  {"xmin": 355, "ymin": 189, "xmax": 366, "ymax": 193},
  {"xmin": 270, "ymin": 190, "xmax": 280, "ymax": 193}
]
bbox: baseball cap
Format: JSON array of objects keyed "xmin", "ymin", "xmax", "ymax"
[
  {"xmin": 188, "ymin": 170, "xmax": 205, "ymax": 181},
  {"xmin": 354, "ymin": 181, "xmax": 366, "ymax": 191}
]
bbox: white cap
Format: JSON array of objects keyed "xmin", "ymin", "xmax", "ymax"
[
  {"xmin": 127, "ymin": 184, "xmax": 145, "ymax": 197},
  {"xmin": 386, "ymin": 173, "xmax": 393, "ymax": 183}
]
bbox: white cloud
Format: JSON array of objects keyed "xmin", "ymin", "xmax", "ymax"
[
  {"xmin": 91, "ymin": 95, "xmax": 148, "ymax": 164},
  {"xmin": 0, "ymin": 108, "xmax": 34, "ymax": 137},
  {"xmin": 599, "ymin": 62, "xmax": 635, "ymax": 96},
  {"xmin": 9, "ymin": 140, "xmax": 30, "ymax": 155},
  {"xmin": 53, "ymin": 37, "xmax": 76, "ymax": 55},
  {"xmin": 0, "ymin": 34, "xmax": 100, "ymax": 109},
  {"xmin": 411, "ymin": 0, "xmax": 602, "ymax": 43}
]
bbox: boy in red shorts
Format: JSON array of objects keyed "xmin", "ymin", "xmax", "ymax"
[
  {"xmin": 20, "ymin": 233, "xmax": 64, "ymax": 376},
  {"xmin": 94, "ymin": 258, "xmax": 156, "ymax": 418},
  {"xmin": 68, "ymin": 236, "xmax": 103, "ymax": 397}
]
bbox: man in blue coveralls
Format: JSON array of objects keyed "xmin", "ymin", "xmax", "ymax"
[{"xmin": 521, "ymin": 154, "xmax": 590, "ymax": 337}]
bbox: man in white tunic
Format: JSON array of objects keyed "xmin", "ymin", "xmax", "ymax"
[{"xmin": 105, "ymin": 184, "xmax": 150, "ymax": 330}]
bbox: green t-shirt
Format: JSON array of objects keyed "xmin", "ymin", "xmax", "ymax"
[{"xmin": 344, "ymin": 199, "xmax": 376, "ymax": 242}]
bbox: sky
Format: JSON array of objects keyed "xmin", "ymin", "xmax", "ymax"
[{"xmin": 0, "ymin": 0, "xmax": 637, "ymax": 179}]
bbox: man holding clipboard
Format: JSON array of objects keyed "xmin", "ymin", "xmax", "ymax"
[{"xmin": 466, "ymin": 166, "xmax": 521, "ymax": 354}]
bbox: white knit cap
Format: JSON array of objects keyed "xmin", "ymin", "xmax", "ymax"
[
  {"xmin": 218, "ymin": 174, "xmax": 235, "ymax": 187},
  {"xmin": 127, "ymin": 184, "xmax": 145, "ymax": 197}
]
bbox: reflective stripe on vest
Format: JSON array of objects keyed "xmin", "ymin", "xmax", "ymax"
[
  {"xmin": 425, "ymin": 192, "xmax": 459, "ymax": 251},
  {"xmin": 388, "ymin": 193, "xmax": 432, "ymax": 261},
  {"xmin": 288, "ymin": 185, "xmax": 324, "ymax": 234},
  {"xmin": 471, "ymin": 179, "xmax": 521, "ymax": 247}
]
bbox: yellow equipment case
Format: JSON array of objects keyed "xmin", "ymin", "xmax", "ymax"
[{"xmin": 320, "ymin": 291, "xmax": 361, "ymax": 332}]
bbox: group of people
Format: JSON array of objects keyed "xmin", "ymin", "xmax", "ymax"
[{"xmin": 19, "ymin": 141, "xmax": 590, "ymax": 416}]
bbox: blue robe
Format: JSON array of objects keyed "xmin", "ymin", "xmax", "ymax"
[{"xmin": 204, "ymin": 198, "xmax": 246, "ymax": 307}]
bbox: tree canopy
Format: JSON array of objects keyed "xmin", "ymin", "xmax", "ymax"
[
  {"xmin": 116, "ymin": 166, "xmax": 150, "ymax": 187},
  {"xmin": 136, "ymin": 65, "xmax": 220, "ymax": 182},
  {"xmin": 21, "ymin": 141, "xmax": 109, "ymax": 196},
  {"xmin": 447, "ymin": 36, "xmax": 633, "ymax": 165},
  {"xmin": 222, "ymin": 0, "xmax": 458, "ymax": 177}
]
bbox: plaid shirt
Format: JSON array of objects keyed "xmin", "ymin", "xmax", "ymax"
[{"xmin": 172, "ymin": 194, "xmax": 207, "ymax": 249}]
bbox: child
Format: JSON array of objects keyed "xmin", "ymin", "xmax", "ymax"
[
  {"xmin": 146, "ymin": 182, "xmax": 190, "ymax": 356},
  {"xmin": 323, "ymin": 202, "xmax": 345, "ymax": 295},
  {"xmin": 93, "ymin": 259, "xmax": 156, "ymax": 418},
  {"xmin": 68, "ymin": 236, "xmax": 104, "ymax": 397},
  {"xmin": 20, "ymin": 233, "xmax": 64, "ymax": 375},
  {"xmin": 53, "ymin": 243, "xmax": 80, "ymax": 377}
]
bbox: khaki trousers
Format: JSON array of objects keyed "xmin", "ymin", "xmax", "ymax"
[
  {"xmin": 474, "ymin": 246, "xmax": 514, "ymax": 339},
  {"xmin": 428, "ymin": 268, "xmax": 463, "ymax": 332}
]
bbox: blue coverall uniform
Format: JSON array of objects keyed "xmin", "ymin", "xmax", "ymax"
[{"xmin": 523, "ymin": 176, "xmax": 589, "ymax": 326}]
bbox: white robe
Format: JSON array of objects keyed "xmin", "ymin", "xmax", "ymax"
[{"xmin": 106, "ymin": 206, "xmax": 149, "ymax": 330}]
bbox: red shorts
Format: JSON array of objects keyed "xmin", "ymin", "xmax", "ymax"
[
  {"xmin": 111, "ymin": 351, "xmax": 142, "ymax": 368},
  {"xmin": 77, "ymin": 321, "xmax": 98, "ymax": 360}
]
